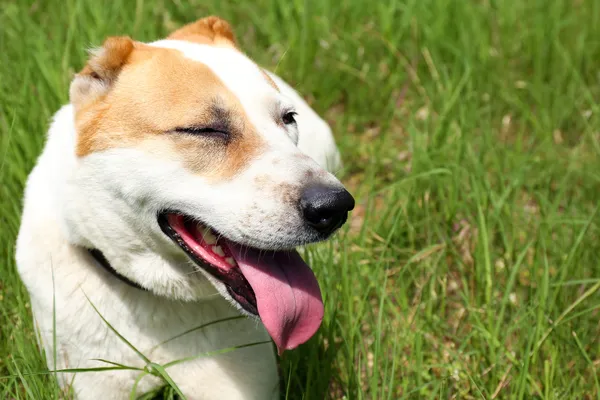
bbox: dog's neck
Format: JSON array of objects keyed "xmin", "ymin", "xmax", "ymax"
[{"xmin": 87, "ymin": 248, "xmax": 146, "ymax": 291}]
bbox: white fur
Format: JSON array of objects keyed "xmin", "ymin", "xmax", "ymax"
[{"xmin": 16, "ymin": 39, "xmax": 343, "ymax": 400}]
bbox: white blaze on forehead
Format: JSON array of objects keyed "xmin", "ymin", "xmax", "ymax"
[{"xmin": 150, "ymin": 40, "xmax": 295, "ymax": 146}]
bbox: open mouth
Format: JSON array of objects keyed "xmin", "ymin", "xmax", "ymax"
[
  {"xmin": 157, "ymin": 211, "xmax": 324, "ymax": 352},
  {"xmin": 158, "ymin": 213, "xmax": 259, "ymax": 315}
]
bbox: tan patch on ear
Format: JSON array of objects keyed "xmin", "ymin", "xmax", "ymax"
[
  {"xmin": 84, "ymin": 37, "xmax": 134, "ymax": 81},
  {"xmin": 168, "ymin": 16, "xmax": 237, "ymax": 48},
  {"xmin": 70, "ymin": 36, "xmax": 135, "ymax": 109},
  {"xmin": 73, "ymin": 45, "xmax": 264, "ymax": 181}
]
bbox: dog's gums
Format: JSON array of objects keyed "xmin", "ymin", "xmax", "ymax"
[
  {"xmin": 158, "ymin": 212, "xmax": 325, "ymax": 352},
  {"xmin": 158, "ymin": 212, "xmax": 259, "ymax": 315}
]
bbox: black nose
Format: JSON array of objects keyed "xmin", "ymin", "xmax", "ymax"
[{"xmin": 300, "ymin": 185, "xmax": 355, "ymax": 235}]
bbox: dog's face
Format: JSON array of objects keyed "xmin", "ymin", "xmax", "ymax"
[{"xmin": 62, "ymin": 17, "xmax": 354, "ymax": 351}]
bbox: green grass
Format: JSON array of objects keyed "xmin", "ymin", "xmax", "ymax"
[{"xmin": 2, "ymin": 0, "xmax": 600, "ymax": 398}]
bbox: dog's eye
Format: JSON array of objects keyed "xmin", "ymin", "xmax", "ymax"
[
  {"xmin": 174, "ymin": 127, "xmax": 229, "ymax": 139},
  {"xmin": 282, "ymin": 111, "xmax": 297, "ymax": 126}
]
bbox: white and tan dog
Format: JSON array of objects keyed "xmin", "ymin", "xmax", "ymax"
[{"xmin": 16, "ymin": 17, "xmax": 354, "ymax": 400}]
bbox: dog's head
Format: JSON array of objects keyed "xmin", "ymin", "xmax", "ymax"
[{"xmin": 62, "ymin": 17, "xmax": 354, "ymax": 351}]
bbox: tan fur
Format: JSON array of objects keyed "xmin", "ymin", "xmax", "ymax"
[
  {"xmin": 72, "ymin": 40, "xmax": 264, "ymax": 180},
  {"xmin": 69, "ymin": 36, "xmax": 135, "ymax": 108},
  {"xmin": 261, "ymin": 70, "xmax": 280, "ymax": 92},
  {"xmin": 168, "ymin": 16, "xmax": 237, "ymax": 47},
  {"xmin": 168, "ymin": 17, "xmax": 278, "ymax": 91},
  {"xmin": 83, "ymin": 37, "xmax": 135, "ymax": 81}
]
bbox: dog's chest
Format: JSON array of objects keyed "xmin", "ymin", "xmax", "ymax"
[{"xmin": 32, "ymin": 287, "xmax": 278, "ymax": 398}]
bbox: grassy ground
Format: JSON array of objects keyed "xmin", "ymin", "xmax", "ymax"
[{"xmin": 1, "ymin": 0, "xmax": 600, "ymax": 398}]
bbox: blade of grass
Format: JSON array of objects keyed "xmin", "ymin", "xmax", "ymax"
[
  {"xmin": 163, "ymin": 340, "xmax": 272, "ymax": 368},
  {"xmin": 493, "ymin": 241, "xmax": 533, "ymax": 339},
  {"xmin": 145, "ymin": 363, "xmax": 186, "ymax": 400},
  {"xmin": 0, "ymin": 365, "xmax": 138, "ymax": 379},
  {"xmin": 82, "ymin": 291, "xmax": 151, "ymax": 364},
  {"xmin": 150, "ymin": 315, "xmax": 245, "ymax": 351},
  {"xmin": 92, "ymin": 359, "xmax": 143, "ymax": 370},
  {"xmin": 571, "ymin": 331, "xmax": 600, "ymax": 399},
  {"xmin": 533, "ymin": 281, "xmax": 600, "ymax": 355}
]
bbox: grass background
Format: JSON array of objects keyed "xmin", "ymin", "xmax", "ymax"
[{"xmin": 1, "ymin": 0, "xmax": 600, "ymax": 398}]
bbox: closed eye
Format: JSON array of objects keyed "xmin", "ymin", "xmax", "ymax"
[
  {"xmin": 174, "ymin": 126, "xmax": 229, "ymax": 139},
  {"xmin": 282, "ymin": 111, "xmax": 298, "ymax": 125}
]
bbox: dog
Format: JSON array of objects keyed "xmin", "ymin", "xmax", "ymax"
[{"xmin": 15, "ymin": 16, "xmax": 354, "ymax": 399}]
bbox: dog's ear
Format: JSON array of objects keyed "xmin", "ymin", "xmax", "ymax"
[
  {"xmin": 70, "ymin": 36, "xmax": 135, "ymax": 109},
  {"xmin": 167, "ymin": 16, "xmax": 237, "ymax": 47}
]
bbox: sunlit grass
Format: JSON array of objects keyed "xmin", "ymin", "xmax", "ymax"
[{"xmin": 1, "ymin": 0, "xmax": 600, "ymax": 398}]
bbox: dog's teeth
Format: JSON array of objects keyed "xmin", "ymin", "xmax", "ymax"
[
  {"xmin": 201, "ymin": 228, "xmax": 217, "ymax": 244},
  {"xmin": 212, "ymin": 246, "xmax": 225, "ymax": 257},
  {"xmin": 225, "ymin": 257, "xmax": 237, "ymax": 266}
]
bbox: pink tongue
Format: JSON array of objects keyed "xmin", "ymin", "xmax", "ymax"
[{"xmin": 224, "ymin": 242, "xmax": 324, "ymax": 353}]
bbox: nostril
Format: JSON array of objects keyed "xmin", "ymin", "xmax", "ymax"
[
  {"xmin": 308, "ymin": 214, "xmax": 337, "ymax": 231},
  {"xmin": 300, "ymin": 184, "xmax": 355, "ymax": 235},
  {"xmin": 303, "ymin": 208, "xmax": 345, "ymax": 229},
  {"xmin": 303, "ymin": 208, "xmax": 348, "ymax": 235}
]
